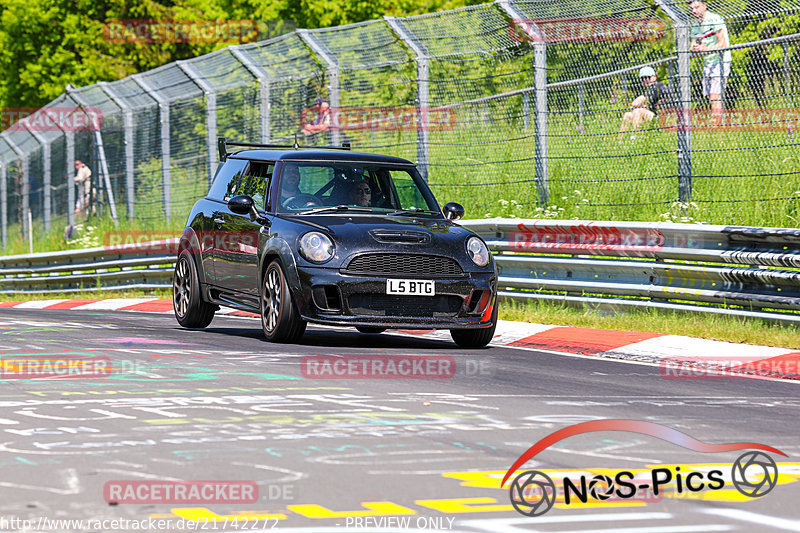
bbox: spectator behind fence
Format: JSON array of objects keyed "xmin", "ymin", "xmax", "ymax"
[
  {"xmin": 301, "ymin": 97, "xmax": 331, "ymax": 136},
  {"xmin": 64, "ymin": 159, "xmax": 93, "ymax": 240},
  {"xmin": 618, "ymin": 66, "xmax": 676, "ymax": 141},
  {"xmin": 73, "ymin": 160, "xmax": 92, "ymax": 217},
  {"xmin": 690, "ymin": 0, "xmax": 732, "ymax": 125}
]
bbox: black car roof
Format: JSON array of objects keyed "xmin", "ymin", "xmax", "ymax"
[{"xmin": 229, "ymin": 149, "xmax": 414, "ymax": 165}]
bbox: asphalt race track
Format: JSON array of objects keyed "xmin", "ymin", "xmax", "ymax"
[{"xmin": 0, "ymin": 308, "xmax": 798, "ymax": 532}]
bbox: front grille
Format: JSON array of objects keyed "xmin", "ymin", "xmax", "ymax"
[
  {"xmin": 344, "ymin": 254, "xmax": 462, "ymax": 277},
  {"xmin": 348, "ymin": 294, "xmax": 463, "ymax": 317}
]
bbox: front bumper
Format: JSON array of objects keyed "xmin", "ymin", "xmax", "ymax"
[{"xmin": 295, "ymin": 266, "xmax": 497, "ymax": 329}]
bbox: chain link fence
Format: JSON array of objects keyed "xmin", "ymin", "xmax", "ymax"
[{"xmin": 1, "ymin": 0, "xmax": 799, "ymax": 252}]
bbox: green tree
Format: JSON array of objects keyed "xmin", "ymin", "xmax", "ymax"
[{"xmin": 0, "ymin": 0, "xmax": 485, "ymax": 109}]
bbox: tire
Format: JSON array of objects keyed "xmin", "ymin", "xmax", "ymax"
[
  {"xmin": 356, "ymin": 326, "xmax": 386, "ymax": 334},
  {"xmin": 261, "ymin": 260, "xmax": 307, "ymax": 343},
  {"xmin": 450, "ymin": 303, "xmax": 498, "ymax": 349},
  {"xmin": 173, "ymin": 250, "xmax": 215, "ymax": 328}
]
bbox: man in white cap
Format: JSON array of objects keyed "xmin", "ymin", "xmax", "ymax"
[{"xmin": 618, "ymin": 66, "xmax": 675, "ymax": 140}]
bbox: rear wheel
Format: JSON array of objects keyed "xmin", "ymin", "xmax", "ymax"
[
  {"xmin": 261, "ymin": 260, "xmax": 307, "ymax": 343},
  {"xmin": 450, "ymin": 304, "xmax": 497, "ymax": 348},
  {"xmin": 356, "ymin": 326, "xmax": 386, "ymax": 334},
  {"xmin": 173, "ymin": 250, "xmax": 215, "ymax": 328}
]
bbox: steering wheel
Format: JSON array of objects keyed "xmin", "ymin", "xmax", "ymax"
[{"xmin": 283, "ymin": 194, "xmax": 322, "ymax": 210}]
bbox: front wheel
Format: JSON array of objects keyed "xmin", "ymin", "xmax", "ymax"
[
  {"xmin": 261, "ymin": 260, "xmax": 307, "ymax": 343},
  {"xmin": 173, "ymin": 250, "xmax": 215, "ymax": 328},
  {"xmin": 450, "ymin": 304, "xmax": 497, "ymax": 348}
]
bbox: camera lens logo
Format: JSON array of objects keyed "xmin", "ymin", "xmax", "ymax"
[
  {"xmin": 732, "ymin": 451, "xmax": 778, "ymax": 497},
  {"xmin": 509, "ymin": 470, "xmax": 556, "ymax": 517},
  {"xmin": 587, "ymin": 474, "xmax": 615, "ymax": 501}
]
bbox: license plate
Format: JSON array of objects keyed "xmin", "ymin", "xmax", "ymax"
[{"xmin": 386, "ymin": 279, "xmax": 435, "ymax": 296}]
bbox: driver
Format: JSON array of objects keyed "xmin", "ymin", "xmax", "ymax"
[{"xmin": 280, "ymin": 164, "xmax": 302, "ymax": 206}]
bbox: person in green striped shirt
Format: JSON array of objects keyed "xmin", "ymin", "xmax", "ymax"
[{"xmin": 689, "ymin": 0, "xmax": 731, "ymax": 125}]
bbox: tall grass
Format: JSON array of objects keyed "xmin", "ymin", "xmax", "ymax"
[{"xmin": 425, "ymin": 108, "xmax": 800, "ymax": 227}]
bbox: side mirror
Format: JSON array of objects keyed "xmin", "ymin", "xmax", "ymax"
[
  {"xmin": 229, "ymin": 195, "xmax": 269, "ymax": 225},
  {"xmin": 443, "ymin": 202, "xmax": 465, "ymax": 221},
  {"xmin": 228, "ymin": 195, "xmax": 254, "ymax": 215}
]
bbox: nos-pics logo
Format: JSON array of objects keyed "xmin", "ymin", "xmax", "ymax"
[{"xmin": 502, "ymin": 419, "xmax": 784, "ymax": 517}]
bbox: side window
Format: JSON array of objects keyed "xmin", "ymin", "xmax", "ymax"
[
  {"xmin": 300, "ymin": 165, "xmax": 333, "ymax": 193},
  {"xmin": 392, "ymin": 170, "xmax": 428, "ymax": 209},
  {"xmin": 207, "ymin": 159, "xmax": 248, "ymax": 201},
  {"xmin": 240, "ymin": 162, "xmax": 274, "ymax": 209}
]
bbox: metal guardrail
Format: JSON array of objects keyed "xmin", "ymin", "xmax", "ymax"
[
  {"xmin": 2, "ymin": 220, "xmax": 800, "ymax": 323},
  {"xmin": 460, "ymin": 219, "xmax": 800, "ymax": 324},
  {"xmin": 0, "ymin": 239, "xmax": 176, "ymax": 294}
]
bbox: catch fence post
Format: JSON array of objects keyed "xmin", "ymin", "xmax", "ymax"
[
  {"xmin": 23, "ymin": 124, "xmax": 52, "ymax": 232},
  {"xmin": 385, "ymin": 17, "xmax": 430, "ymax": 181},
  {"xmin": 177, "ymin": 61, "xmax": 219, "ymax": 185},
  {"xmin": 65, "ymin": 86, "xmax": 119, "ymax": 222},
  {"xmin": 298, "ymin": 31, "xmax": 341, "ymax": 147},
  {"xmin": 100, "ymin": 82, "xmax": 136, "ymax": 219},
  {"xmin": 132, "ymin": 75, "xmax": 171, "ymax": 221},
  {"xmin": 230, "ymin": 46, "xmax": 272, "ymax": 144},
  {"xmin": 497, "ymin": 0, "xmax": 549, "ymax": 205}
]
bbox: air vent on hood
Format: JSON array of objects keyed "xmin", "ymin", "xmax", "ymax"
[{"xmin": 368, "ymin": 229, "xmax": 431, "ymax": 245}]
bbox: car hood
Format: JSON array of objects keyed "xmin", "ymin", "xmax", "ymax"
[{"xmin": 282, "ymin": 214, "xmax": 480, "ymax": 263}]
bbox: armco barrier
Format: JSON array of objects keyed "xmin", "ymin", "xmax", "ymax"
[
  {"xmin": 2, "ymin": 220, "xmax": 800, "ymax": 323},
  {"xmin": 459, "ymin": 219, "xmax": 800, "ymax": 324},
  {"xmin": 0, "ymin": 239, "xmax": 177, "ymax": 293}
]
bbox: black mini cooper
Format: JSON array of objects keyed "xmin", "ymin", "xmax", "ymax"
[{"xmin": 173, "ymin": 139, "xmax": 497, "ymax": 347}]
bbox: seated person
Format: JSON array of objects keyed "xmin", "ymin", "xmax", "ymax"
[
  {"xmin": 618, "ymin": 66, "xmax": 676, "ymax": 141},
  {"xmin": 350, "ymin": 180, "xmax": 372, "ymax": 207}
]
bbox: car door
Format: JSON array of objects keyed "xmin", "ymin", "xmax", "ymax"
[
  {"xmin": 213, "ymin": 161, "xmax": 274, "ymax": 299},
  {"xmin": 203, "ymin": 158, "xmax": 248, "ymax": 284}
]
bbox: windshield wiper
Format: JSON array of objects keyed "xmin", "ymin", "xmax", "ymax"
[
  {"xmin": 299, "ymin": 205, "xmax": 374, "ymax": 215},
  {"xmin": 387, "ymin": 208, "xmax": 440, "ymax": 216}
]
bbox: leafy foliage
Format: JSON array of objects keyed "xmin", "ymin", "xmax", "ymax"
[{"xmin": 0, "ymin": 0, "xmax": 484, "ymax": 109}]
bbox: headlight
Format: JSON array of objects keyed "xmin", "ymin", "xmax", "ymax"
[
  {"xmin": 466, "ymin": 236, "xmax": 490, "ymax": 267},
  {"xmin": 299, "ymin": 232, "xmax": 335, "ymax": 263}
]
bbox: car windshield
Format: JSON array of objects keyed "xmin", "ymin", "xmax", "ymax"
[{"xmin": 276, "ymin": 161, "xmax": 441, "ymax": 215}]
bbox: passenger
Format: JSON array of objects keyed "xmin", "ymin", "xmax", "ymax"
[{"xmin": 350, "ymin": 181, "xmax": 372, "ymax": 207}]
